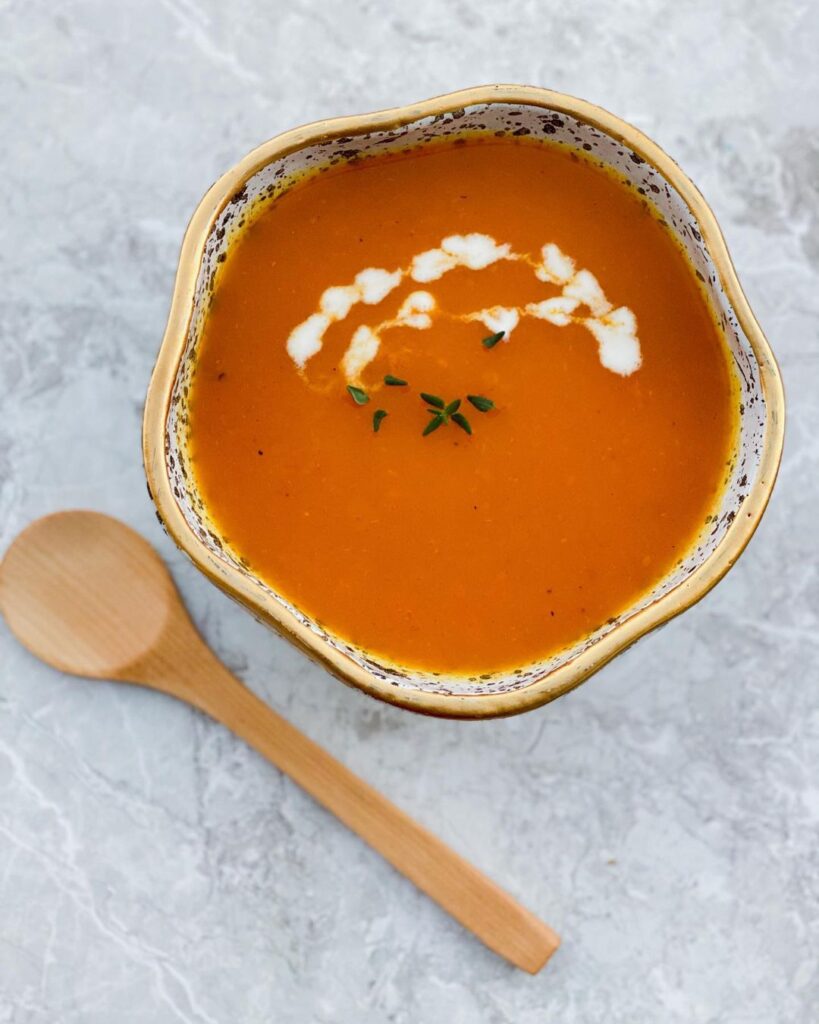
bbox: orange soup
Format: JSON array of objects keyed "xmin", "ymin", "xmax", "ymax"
[{"xmin": 188, "ymin": 137, "xmax": 736, "ymax": 674}]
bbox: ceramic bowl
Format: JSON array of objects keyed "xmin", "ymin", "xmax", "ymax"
[{"xmin": 143, "ymin": 85, "xmax": 784, "ymax": 719}]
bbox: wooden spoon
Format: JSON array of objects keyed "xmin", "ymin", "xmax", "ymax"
[{"xmin": 0, "ymin": 511, "xmax": 559, "ymax": 973}]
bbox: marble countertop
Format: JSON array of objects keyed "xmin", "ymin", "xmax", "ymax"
[{"xmin": 1, "ymin": 2, "xmax": 817, "ymax": 1021}]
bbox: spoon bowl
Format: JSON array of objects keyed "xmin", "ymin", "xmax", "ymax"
[{"xmin": 0, "ymin": 511, "xmax": 174, "ymax": 679}]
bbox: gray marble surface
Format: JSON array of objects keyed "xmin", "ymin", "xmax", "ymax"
[{"xmin": 1, "ymin": 1, "xmax": 817, "ymax": 1020}]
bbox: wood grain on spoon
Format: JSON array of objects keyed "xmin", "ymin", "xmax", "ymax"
[{"xmin": 0, "ymin": 511, "xmax": 560, "ymax": 973}]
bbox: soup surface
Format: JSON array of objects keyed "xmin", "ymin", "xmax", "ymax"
[{"xmin": 188, "ymin": 136, "xmax": 736, "ymax": 674}]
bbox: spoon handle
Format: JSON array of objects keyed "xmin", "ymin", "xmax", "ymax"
[{"xmin": 155, "ymin": 644, "xmax": 559, "ymax": 973}]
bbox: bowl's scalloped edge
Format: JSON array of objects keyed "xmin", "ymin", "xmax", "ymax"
[{"xmin": 142, "ymin": 84, "xmax": 785, "ymax": 719}]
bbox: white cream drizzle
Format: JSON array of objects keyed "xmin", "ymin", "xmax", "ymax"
[
  {"xmin": 410, "ymin": 233, "xmax": 513, "ymax": 282},
  {"xmin": 288, "ymin": 267, "xmax": 402, "ymax": 367},
  {"xmin": 535, "ymin": 242, "xmax": 576, "ymax": 285},
  {"xmin": 466, "ymin": 306, "xmax": 520, "ymax": 337},
  {"xmin": 340, "ymin": 324, "xmax": 381, "ymax": 381},
  {"xmin": 284, "ymin": 233, "xmax": 642, "ymax": 382},
  {"xmin": 395, "ymin": 290, "xmax": 436, "ymax": 329}
]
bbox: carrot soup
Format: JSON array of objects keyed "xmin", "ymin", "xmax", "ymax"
[{"xmin": 187, "ymin": 136, "xmax": 737, "ymax": 674}]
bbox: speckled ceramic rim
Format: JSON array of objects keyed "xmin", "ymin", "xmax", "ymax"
[{"xmin": 143, "ymin": 85, "xmax": 784, "ymax": 719}]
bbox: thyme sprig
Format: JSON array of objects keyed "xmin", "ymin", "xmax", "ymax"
[
  {"xmin": 421, "ymin": 395, "xmax": 472, "ymax": 437},
  {"xmin": 348, "ymin": 375, "xmax": 494, "ymax": 440},
  {"xmin": 467, "ymin": 394, "xmax": 495, "ymax": 412},
  {"xmin": 482, "ymin": 330, "xmax": 505, "ymax": 349}
]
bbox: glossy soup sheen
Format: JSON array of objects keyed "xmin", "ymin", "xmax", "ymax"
[{"xmin": 188, "ymin": 136, "xmax": 736, "ymax": 675}]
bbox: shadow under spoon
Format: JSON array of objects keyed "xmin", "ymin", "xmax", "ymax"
[{"xmin": 0, "ymin": 510, "xmax": 560, "ymax": 973}]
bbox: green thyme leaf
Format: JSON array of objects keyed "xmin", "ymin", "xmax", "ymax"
[
  {"xmin": 422, "ymin": 413, "xmax": 445, "ymax": 436},
  {"xmin": 384, "ymin": 374, "xmax": 408, "ymax": 386},
  {"xmin": 372, "ymin": 409, "xmax": 388, "ymax": 432},
  {"xmin": 347, "ymin": 385, "xmax": 369, "ymax": 405},
  {"xmin": 420, "ymin": 392, "xmax": 445, "ymax": 409},
  {"xmin": 451, "ymin": 412, "xmax": 472, "ymax": 435},
  {"xmin": 482, "ymin": 331, "xmax": 505, "ymax": 349},
  {"xmin": 467, "ymin": 394, "xmax": 494, "ymax": 412},
  {"xmin": 445, "ymin": 398, "xmax": 461, "ymax": 416}
]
